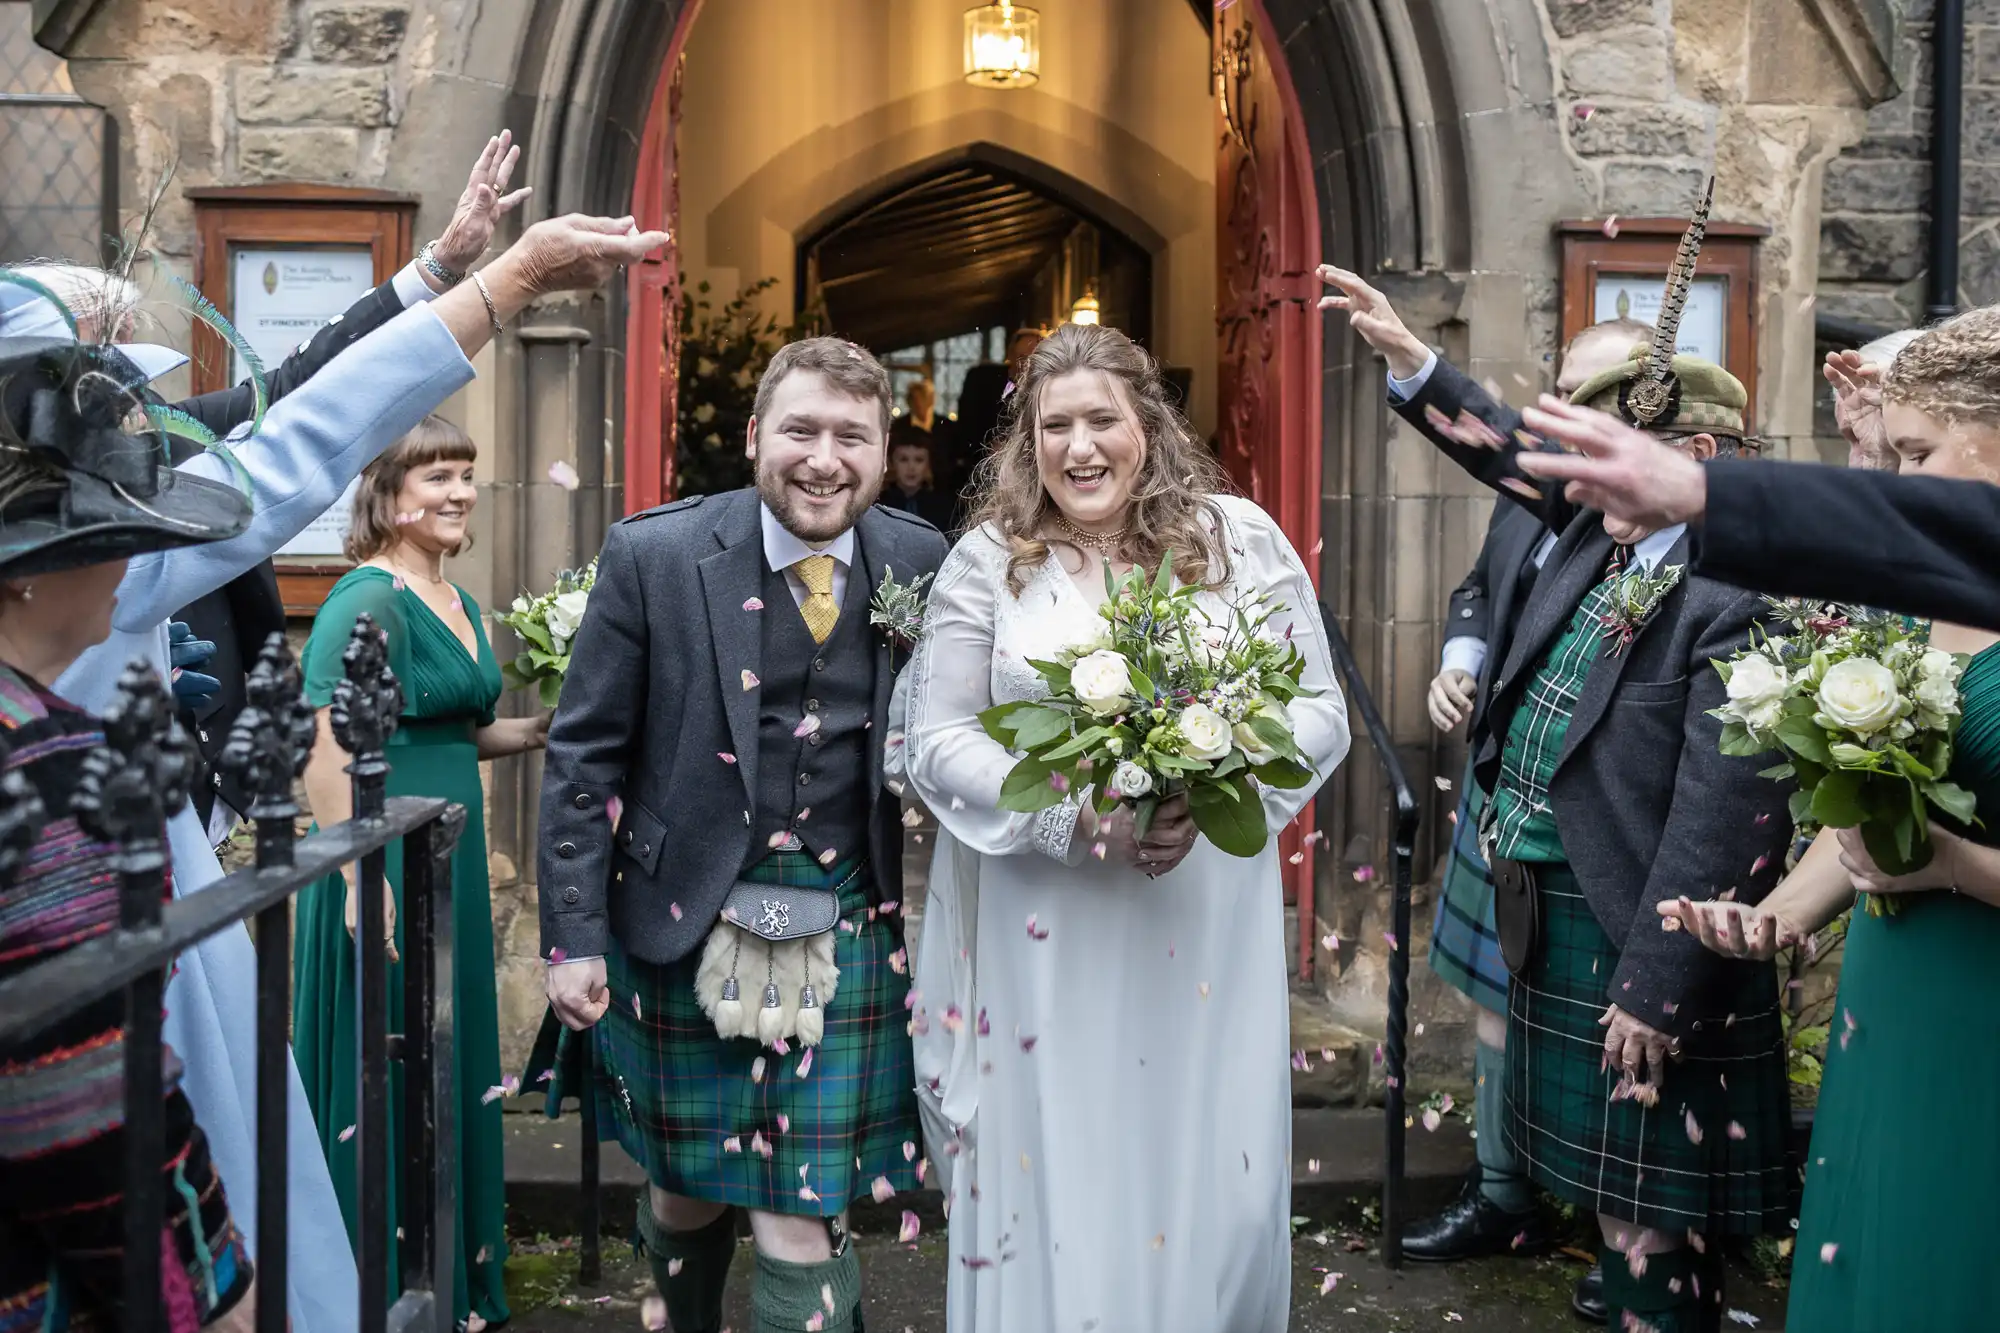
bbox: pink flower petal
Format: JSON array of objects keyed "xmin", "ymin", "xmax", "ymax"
[
  {"xmin": 606, "ymin": 796, "xmax": 623, "ymax": 827},
  {"xmin": 549, "ymin": 947, "xmax": 568, "ymax": 964},
  {"xmin": 1726, "ymin": 1121, "xmax": 1747, "ymax": 1141},
  {"xmin": 772, "ymin": 1036, "xmax": 790, "ymax": 1055},
  {"xmin": 1019, "ymin": 1034, "xmax": 1039, "ymax": 1052},
  {"xmin": 1353, "ymin": 865, "xmax": 1376, "ymax": 883},
  {"xmin": 338, "ymin": 1124, "xmax": 356, "ymax": 1143},
  {"xmin": 670, "ymin": 902, "xmax": 683, "ymax": 921},
  {"xmin": 1026, "ymin": 914, "xmax": 1050, "ymax": 940},
  {"xmin": 482, "ymin": 1084, "xmax": 510, "ymax": 1105},
  {"xmin": 741, "ymin": 669, "xmax": 760, "ymax": 690},
  {"xmin": 1820, "ymin": 1242, "xmax": 1838, "ymax": 1264},
  {"xmin": 743, "ymin": 597, "xmax": 765, "ymax": 611},
  {"xmin": 1319, "ymin": 1272, "xmax": 1343, "ymax": 1295},
  {"xmin": 804, "ymin": 1311, "xmax": 824, "ymax": 1330},
  {"xmin": 794, "ymin": 714, "xmax": 822, "ymax": 739},
  {"xmin": 1601, "ymin": 214, "xmax": 1621, "ymax": 239},
  {"xmin": 776, "ymin": 1113, "xmax": 791, "ymax": 1133},
  {"xmin": 723, "ymin": 1135, "xmax": 743, "ymax": 1153},
  {"xmin": 632, "ymin": 992, "xmax": 642, "ymax": 1020},
  {"xmin": 549, "ymin": 461, "xmax": 581, "ymax": 491},
  {"xmin": 718, "ymin": 752, "xmax": 737, "ymax": 764},
  {"xmin": 751, "ymin": 1057, "xmax": 767, "ymax": 1083},
  {"xmin": 976, "ymin": 1007, "xmax": 991, "ymax": 1036},
  {"xmin": 871, "ymin": 1176, "xmax": 896, "ymax": 1203},
  {"xmin": 1684, "ymin": 1109, "xmax": 1704, "ymax": 1145},
  {"xmin": 642, "ymin": 1294, "xmax": 668, "ymax": 1329},
  {"xmin": 899, "ymin": 1210, "xmax": 922, "ymax": 1242},
  {"xmin": 797, "ymin": 1047, "xmax": 814, "ymax": 1077},
  {"xmin": 752, "ymin": 1131, "xmax": 772, "ymax": 1157},
  {"xmin": 903, "ymin": 1140, "xmax": 918, "ymax": 1161},
  {"xmin": 818, "ymin": 847, "xmax": 838, "ymax": 866}
]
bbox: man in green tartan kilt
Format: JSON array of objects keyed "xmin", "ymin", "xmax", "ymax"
[
  {"xmin": 536, "ymin": 336, "xmax": 948, "ymax": 1333},
  {"xmin": 1322, "ymin": 185, "xmax": 1796, "ymax": 1332}
]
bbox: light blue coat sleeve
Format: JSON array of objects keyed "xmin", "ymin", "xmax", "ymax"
[{"xmin": 108, "ymin": 302, "xmax": 476, "ymax": 633}]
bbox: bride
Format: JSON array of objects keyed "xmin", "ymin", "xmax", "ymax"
[{"xmin": 902, "ymin": 322, "xmax": 1350, "ymax": 1331}]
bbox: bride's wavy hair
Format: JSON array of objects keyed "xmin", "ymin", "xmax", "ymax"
[{"xmin": 968, "ymin": 322, "xmax": 1233, "ymax": 596}]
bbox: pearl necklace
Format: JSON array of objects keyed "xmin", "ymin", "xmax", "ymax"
[{"xmin": 1052, "ymin": 512, "xmax": 1131, "ymax": 556}]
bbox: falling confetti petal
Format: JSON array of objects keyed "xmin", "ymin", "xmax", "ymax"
[
  {"xmin": 976, "ymin": 1007, "xmax": 991, "ymax": 1036},
  {"xmin": 1725, "ymin": 1312, "xmax": 1760, "ymax": 1327},
  {"xmin": 794, "ymin": 713, "xmax": 822, "ymax": 739},
  {"xmin": 482, "ymin": 1084, "xmax": 510, "ymax": 1105},
  {"xmin": 723, "ymin": 1135, "xmax": 743, "ymax": 1153},
  {"xmin": 670, "ymin": 901, "xmax": 683, "ymax": 921},
  {"xmin": 476, "ymin": 1245, "xmax": 493, "ymax": 1263},
  {"xmin": 798, "ymin": 1047, "xmax": 814, "ymax": 1077},
  {"xmin": 632, "ymin": 992, "xmax": 642, "ymax": 1019},
  {"xmin": 899, "ymin": 1210, "xmax": 922, "ymax": 1242},
  {"xmin": 719, "ymin": 752, "xmax": 737, "ymax": 764},
  {"xmin": 1751, "ymin": 853, "xmax": 1771, "ymax": 876},
  {"xmin": 1384, "ymin": 931, "xmax": 1399, "ymax": 951},
  {"xmin": 1307, "ymin": 1158, "xmax": 1321, "ymax": 1174},
  {"xmin": 1434, "ymin": 775, "xmax": 1452, "ymax": 791},
  {"xmin": 804, "ymin": 1312, "xmax": 824, "ymax": 1331},
  {"xmin": 741, "ymin": 669, "xmax": 760, "ymax": 690},
  {"xmin": 751, "ymin": 1056, "xmax": 767, "ymax": 1083},
  {"xmin": 1320, "ymin": 931, "xmax": 1340, "ymax": 952},
  {"xmin": 1288, "ymin": 851, "xmax": 1304, "ymax": 865},
  {"xmin": 1150, "ymin": 1234, "xmax": 1166, "ymax": 1251},
  {"xmin": 1685, "ymin": 1108, "xmax": 1704, "ymax": 1145},
  {"xmin": 818, "ymin": 847, "xmax": 838, "ymax": 866},
  {"xmin": 338, "ymin": 1124, "xmax": 356, "ymax": 1143},
  {"xmin": 752, "ymin": 1131, "xmax": 773, "ymax": 1158},
  {"xmin": 1601, "ymin": 214, "xmax": 1621, "ymax": 238},
  {"xmin": 1574, "ymin": 102, "xmax": 1596, "ymax": 121},
  {"xmin": 1727, "ymin": 1121, "xmax": 1747, "ymax": 1140},
  {"xmin": 1421, "ymin": 1108, "xmax": 1441, "ymax": 1132},
  {"xmin": 549, "ymin": 461, "xmax": 581, "ymax": 490},
  {"xmin": 1353, "ymin": 865, "xmax": 1376, "ymax": 883},
  {"xmin": 549, "ymin": 947, "xmax": 567, "ymax": 964},
  {"xmin": 642, "ymin": 1295, "xmax": 668, "ymax": 1330},
  {"xmin": 1026, "ymin": 914, "xmax": 1050, "ymax": 940},
  {"xmin": 392, "ymin": 574, "xmax": 406, "ymax": 591},
  {"xmin": 1198, "ymin": 982, "xmax": 1210, "ymax": 998},
  {"xmin": 1020, "ymin": 1034, "xmax": 1039, "ymax": 1052},
  {"xmin": 901, "ymin": 806, "xmax": 924, "ymax": 828},
  {"xmin": 903, "ymin": 1140, "xmax": 919, "ymax": 1162},
  {"xmin": 1820, "ymin": 1242, "xmax": 1838, "ymax": 1263},
  {"xmin": 776, "ymin": 1112, "xmax": 791, "ymax": 1133},
  {"xmin": 871, "ymin": 1176, "xmax": 896, "ymax": 1203},
  {"xmin": 889, "ymin": 948, "xmax": 908, "ymax": 975},
  {"xmin": 743, "ymin": 597, "xmax": 765, "ymax": 611}
]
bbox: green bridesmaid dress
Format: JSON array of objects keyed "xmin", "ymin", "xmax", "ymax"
[
  {"xmin": 293, "ymin": 567, "xmax": 512, "ymax": 1327},
  {"xmin": 1787, "ymin": 642, "xmax": 2000, "ymax": 1331}
]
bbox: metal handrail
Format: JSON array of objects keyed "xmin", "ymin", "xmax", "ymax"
[
  {"xmin": 1317, "ymin": 601, "xmax": 1421, "ymax": 1269},
  {"xmin": 0, "ymin": 624, "xmax": 465, "ymax": 1333}
]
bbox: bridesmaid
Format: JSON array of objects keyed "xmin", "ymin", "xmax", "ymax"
[
  {"xmin": 1664, "ymin": 306, "xmax": 2000, "ymax": 1331},
  {"xmin": 293, "ymin": 416, "xmax": 548, "ymax": 1330}
]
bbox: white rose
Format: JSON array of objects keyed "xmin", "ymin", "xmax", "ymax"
[
  {"xmin": 1178, "ymin": 703, "xmax": 1233, "ymax": 761},
  {"xmin": 1723, "ymin": 654, "xmax": 1789, "ymax": 730},
  {"xmin": 1070, "ymin": 650, "xmax": 1134, "ymax": 715},
  {"xmin": 1112, "ymin": 761, "xmax": 1153, "ymax": 798},
  {"xmin": 511, "ymin": 594, "xmax": 532, "ymax": 615},
  {"xmin": 545, "ymin": 588, "xmax": 591, "ymax": 646},
  {"xmin": 1233, "ymin": 721, "xmax": 1279, "ymax": 765},
  {"xmin": 1914, "ymin": 673, "xmax": 1961, "ymax": 724},
  {"xmin": 1919, "ymin": 647, "xmax": 1962, "ymax": 685},
  {"xmin": 1814, "ymin": 657, "xmax": 1909, "ymax": 737}
]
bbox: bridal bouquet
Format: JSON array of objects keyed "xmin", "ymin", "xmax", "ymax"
[
  {"xmin": 496, "ymin": 560, "xmax": 598, "ymax": 706},
  {"xmin": 977, "ymin": 554, "xmax": 1319, "ymax": 858},
  {"xmin": 1711, "ymin": 600, "xmax": 1977, "ymax": 913}
]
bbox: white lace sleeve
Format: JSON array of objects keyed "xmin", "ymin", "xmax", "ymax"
[
  {"xmin": 905, "ymin": 535, "xmax": 1085, "ymax": 861},
  {"xmin": 1214, "ymin": 497, "xmax": 1352, "ymax": 830}
]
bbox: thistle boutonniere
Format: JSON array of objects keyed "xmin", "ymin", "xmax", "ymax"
[
  {"xmin": 869, "ymin": 569, "xmax": 933, "ymax": 657},
  {"xmin": 1597, "ymin": 563, "xmax": 1685, "ymax": 657}
]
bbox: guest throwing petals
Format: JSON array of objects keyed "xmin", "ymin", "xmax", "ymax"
[{"xmin": 1666, "ymin": 305, "xmax": 2000, "ymax": 1332}]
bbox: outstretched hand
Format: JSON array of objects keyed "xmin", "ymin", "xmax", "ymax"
[
  {"xmin": 1515, "ymin": 396, "xmax": 1708, "ymax": 528},
  {"xmin": 431, "ymin": 130, "xmax": 535, "ymax": 277},
  {"xmin": 1315, "ymin": 265, "xmax": 1431, "ymax": 381},
  {"xmin": 1824, "ymin": 350, "xmax": 1894, "ymax": 471},
  {"xmin": 1655, "ymin": 895, "xmax": 1803, "ymax": 962}
]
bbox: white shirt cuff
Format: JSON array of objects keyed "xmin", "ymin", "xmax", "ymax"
[
  {"xmin": 391, "ymin": 260, "xmax": 442, "ymax": 308},
  {"xmin": 1439, "ymin": 635, "xmax": 1488, "ymax": 679},
  {"xmin": 1386, "ymin": 349, "xmax": 1439, "ymax": 403}
]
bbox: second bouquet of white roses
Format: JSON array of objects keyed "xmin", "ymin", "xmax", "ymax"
[
  {"xmin": 1711, "ymin": 600, "xmax": 1978, "ymax": 911},
  {"xmin": 496, "ymin": 560, "xmax": 597, "ymax": 707},
  {"xmin": 976, "ymin": 554, "xmax": 1320, "ymax": 858}
]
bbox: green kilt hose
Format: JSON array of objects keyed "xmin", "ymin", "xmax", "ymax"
[
  {"xmin": 1503, "ymin": 866, "xmax": 1792, "ymax": 1235},
  {"xmin": 567, "ymin": 851, "xmax": 922, "ymax": 1215},
  {"xmin": 1428, "ymin": 758, "xmax": 1509, "ymax": 1014}
]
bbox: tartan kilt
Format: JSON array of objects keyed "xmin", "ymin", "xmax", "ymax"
[
  {"xmin": 1503, "ymin": 865, "xmax": 1792, "ymax": 1236},
  {"xmin": 560, "ymin": 852, "xmax": 921, "ymax": 1216},
  {"xmin": 1428, "ymin": 763, "xmax": 1509, "ymax": 1013}
]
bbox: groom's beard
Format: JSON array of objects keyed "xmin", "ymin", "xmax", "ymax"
[{"xmin": 757, "ymin": 463, "xmax": 883, "ymax": 544}]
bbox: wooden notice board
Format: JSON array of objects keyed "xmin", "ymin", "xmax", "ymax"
[
  {"xmin": 1557, "ymin": 218, "xmax": 1767, "ymax": 432},
  {"xmin": 187, "ymin": 184, "xmax": 419, "ymax": 614}
]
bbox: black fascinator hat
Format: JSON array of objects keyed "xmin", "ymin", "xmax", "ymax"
[{"xmin": 0, "ymin": 333, "xmax": 249, "ymax": 580}]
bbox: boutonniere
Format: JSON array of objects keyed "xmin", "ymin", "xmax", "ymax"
[
  {"xmin": 869, "ymin": 569, "xmax": 933, "ymax": 656},
  {"xmin": 1597, "ymin": 563, "xmax": 1685, "ymax": 657}
]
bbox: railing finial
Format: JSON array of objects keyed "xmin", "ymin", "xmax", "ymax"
[
  {"xmin": 331, "ymin": 612, "xmax": 402, "ymax": 783},
  {"xmin": 219, "ymin": 632, "xmax": 316, "ymax": 868},
  {"xmin": 72, "ymin": 659, "xmax": 192, "ymax": 881}
]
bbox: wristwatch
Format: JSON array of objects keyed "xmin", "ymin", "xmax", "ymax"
[{"xmin": 416, "ymin": 240, "xmax": 466, "ymax": 289}]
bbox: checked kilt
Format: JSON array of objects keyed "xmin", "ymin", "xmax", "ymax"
[
  {"xmin": 1503, "ymin": 866, "xmax": 1792, "ymax": 1235},
  {"xmin": 1428, "ymin": 758, "xmax": 1508, "ymax": 1013},
  {"xmin": 575, "ymin": 851, "xmax": 922, "ymax": 1215}
]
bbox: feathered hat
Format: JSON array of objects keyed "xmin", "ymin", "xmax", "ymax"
[
  {"xmin": 1568, "ymin": 178, "xmax": 1748, "ymax": 440},
  {"xmin": 0, "ymin": 275, "xmax": 250, "ymax": 580}
]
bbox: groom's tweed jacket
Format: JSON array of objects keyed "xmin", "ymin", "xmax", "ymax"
[
  {"xmin": 1394, "ymin": 358, "xmax": 1794, "ymax": 1038},
  {"xmin": 538, "ymin": 487, "xmax": 948, "ymax": 966}
]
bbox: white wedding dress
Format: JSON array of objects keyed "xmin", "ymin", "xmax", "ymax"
[{"xmin": 903, "ymin": 495, "xmax": 1350, "ymax": 1333}]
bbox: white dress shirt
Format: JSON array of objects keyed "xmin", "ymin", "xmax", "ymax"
[{"xmin": 761, "ymin": 502, "xmax": 855, "ymax": 608}]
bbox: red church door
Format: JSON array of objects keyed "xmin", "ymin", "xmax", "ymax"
[{"xmin": 1215, "ymin": 0, "xmax": 1324, "ymax": 943}]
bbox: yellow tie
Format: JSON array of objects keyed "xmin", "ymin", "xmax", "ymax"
[{"xmin": 795, "ymin": 554, "xmax": 839, "ymax": 644}]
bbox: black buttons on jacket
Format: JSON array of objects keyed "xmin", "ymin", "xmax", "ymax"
[
  {"xmin": 799, "ymin": 772, "xmax": 813, "ymax": 786},
  {"xmin": 561, "ymin": 886, "xmax": 581, "ymax": 904},
  {"xmin": 574, "ymin": 792, "xmax": 593, "ymax": 810},
  {"xmin": 558, "ymin": 842, "xmax": 577, "ymax": 858}
]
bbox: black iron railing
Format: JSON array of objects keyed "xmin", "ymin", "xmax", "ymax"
[
  {"xmin": 0, "ymin": 618, "xmax": 465, "ymax": 1333},
  {"xmin": 1317, "ymin": 602, "xmax": 1421, "ymax": 1269}
]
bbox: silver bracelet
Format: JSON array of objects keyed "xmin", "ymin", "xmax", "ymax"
[
  {"xmin": 416, "ymin": 240, "xmax": 465, "ymax": 289},
  {"xmin": 471, "ymin": 270, "xmax": 503, "ymax": 337}
]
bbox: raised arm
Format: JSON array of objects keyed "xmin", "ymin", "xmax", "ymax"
[
  {"xmin": 903, "ymin": 536, "xmax": 1089, "ymax": 863},
  {"xmin": 1319, "ymin": 265, "xmax": 1579, "ymax": 534}
]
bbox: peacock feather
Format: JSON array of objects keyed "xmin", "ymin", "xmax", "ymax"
[
  {"xmin": 143, "ymin": 404, "xmax": 252, "ymax": 497},
  {"xmin": 162, "ymin": 272, "xmax": 267, "ymax": 434}
]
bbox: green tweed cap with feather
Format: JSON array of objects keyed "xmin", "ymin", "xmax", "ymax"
[{"xmin": 1567, "ymin": 176, "xmax": 1748, "ymax": 439}]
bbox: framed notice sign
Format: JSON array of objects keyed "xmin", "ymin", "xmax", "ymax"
[
  {"xmin": 1558, "ymin": 218, "xmax": 1767, "ymax": 430},
  {"xmin": 188, "ymin": 185, "xmax": 418, "ymax": 610}
]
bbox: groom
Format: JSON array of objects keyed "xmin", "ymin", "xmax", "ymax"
[{"xmin": 539, "ymin": 336, "xmax": 949, "ymax": 1333}]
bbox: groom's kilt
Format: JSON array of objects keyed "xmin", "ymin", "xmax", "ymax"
[
  {"xmin": 1503, "ymin": 864, "xmax": 1793, "ymax": 1236},
  {"xmin": 572, "ymin": 853, "xmax": 921, "ymax": 1215}
]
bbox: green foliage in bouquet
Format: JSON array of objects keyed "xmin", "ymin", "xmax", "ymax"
[
  {"xmin": 672, "ymin": 277, "xmax": 826, "ymax": 499},
  {"xmin": 496, "ymin": 561, "xmax": 597, "ymax": 708},
  {"xmin": 1711, "ymin": 600, "xmax": 1979, "ymax": 913},
  {"xmin": 975, "ymin": 554, "xmax": 1320, "ymax": 858}
]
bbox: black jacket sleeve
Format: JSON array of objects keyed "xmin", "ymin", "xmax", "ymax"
[
  {"xmin": 1696, "ymin": 459, "xmax": 2000, "ymax": 631},
  {"xmin": 1392, "ymin": 356, "xmax": 1582, "ymax": 537},
  {"xmin": 169, "ymin": 276, "xmax": 410, "ymax": 435}
]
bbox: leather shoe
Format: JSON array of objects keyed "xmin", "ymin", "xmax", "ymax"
[
  {"xmin": 1399, "ymin": 1170, "xmax": 1551, "ymax": 1262},
  {"xmin": 1571, "ymin": 1264, "xmax": 1606, "ymax": 1324}
]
